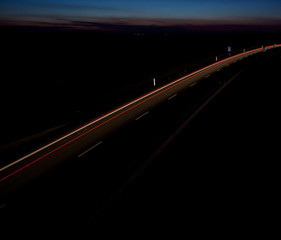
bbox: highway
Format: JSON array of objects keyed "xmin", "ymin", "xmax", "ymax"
[{"xmin": 0, "ymin": 44, "xmax": 280, "ymax": 235}]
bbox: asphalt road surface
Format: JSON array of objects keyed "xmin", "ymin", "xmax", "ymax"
[{"xmin": 0, "ymin": 45, "xmax": 280, "ymax": 237}]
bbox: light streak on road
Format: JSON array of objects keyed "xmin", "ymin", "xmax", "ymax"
[{"xmin": 0, "ymin": 44, "xmax": 280, "ymax": 183}]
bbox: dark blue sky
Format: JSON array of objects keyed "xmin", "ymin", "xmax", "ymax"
[{"xmin": 1, "ymin": 0, "xmax": 281, "ymax": 30}]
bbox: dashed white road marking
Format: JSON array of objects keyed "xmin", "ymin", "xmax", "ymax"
[
  {"xmin": 135, "ymin": 111, "xmax": 149, "ymax": 121},
  {"xmin": 78, "ymin": 141, "xmax": 103, "ymax": 158},
  {"xmin": 168, "ymin": 94, "xmax": 178, "ymax": 100}
]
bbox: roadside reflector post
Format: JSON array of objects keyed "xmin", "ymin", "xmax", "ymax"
[
  {"xmin": 153, "ymin": 78, "xmax": 156, "ymax": 87},
  {"xmin": 227, "ymin": 46, "xmax": 231, "ymax": 56},
  {"xmin": 243, "ymin": 48, "xmax": 245, "ymax": 52},
  {"xmin": 215, "ymin": 56, "xmax": 218, "ymax": 62}
]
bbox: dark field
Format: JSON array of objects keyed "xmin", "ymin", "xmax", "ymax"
[{"xmin": 1, "ymin": 29, "xmax": 280, "ymax": 146}]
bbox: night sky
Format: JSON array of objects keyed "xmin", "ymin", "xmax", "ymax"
[{"xmin": 1, "ymin": 0, "xmax": 281, "ymax": 30}]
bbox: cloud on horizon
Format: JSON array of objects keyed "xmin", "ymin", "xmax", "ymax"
[{"xmin": 1, "ymin": 15, "xmax": 281, "ymax": 33}]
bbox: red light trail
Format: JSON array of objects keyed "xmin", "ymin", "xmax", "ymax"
[{"xmin": 0, "ymin": 45, "xmax": 279, "ymax": 183}]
